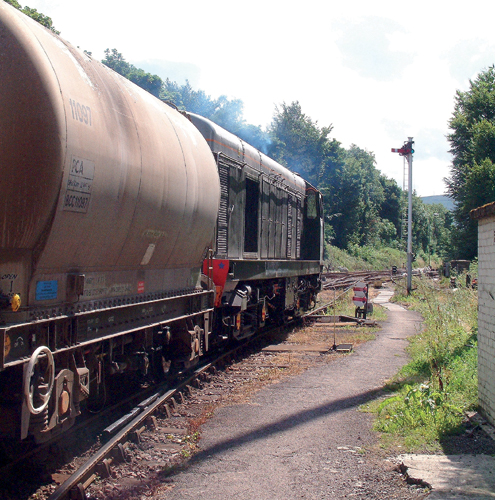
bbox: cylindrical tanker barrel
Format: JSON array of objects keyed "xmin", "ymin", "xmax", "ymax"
[
  {"xmin": 0, "ymin": 5, "xmax": 65, "ymax": 249},
  {"xmin": 0, "ymin": 3, "xmax": 220, "ymax": 309}
]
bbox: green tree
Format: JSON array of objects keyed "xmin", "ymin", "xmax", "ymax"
[
  {"xmin": 446, "ymin": 65, "xmax": 495, "ymax": 259},
  {"xmin": 21, "ymin": 6, "xmax": 59, "ymax": 33},
  {"xmin": 268, "ymin": 101, "xmax": 340, "ymax": 185},
  {"xmin": 405, "ymin": 197, "xmax": 453, "ymax": 263},
  {"xmin": 4, "ymin": 0, "xmax": 59, "ymax": 33},
  {"xmin": 4, "ymin": 0, "xmax": 21, "ymax": 8},
  {"xmin": 102, "ymin": 49, "xmax": 163, "ymax": 97},
  {"xmin": 379, "ymin": 176, "xmax": 401, "ymax": 237},
  {"xmin": 161, "ymin": 80, "xmax": 217, "ymax": 117},
  {"xmin": 162, "ymin": 79, "xmax": 270, "ymax": 152},
  {"xmin": 426, "ymin": 203, "xmax": 453, "ymax": 261},
  {"xmin": 411, "ymin": 195, "xmax": 430, "ymax": 255},
  {"xmin": 324, "ymin": 145, "xmax": 389, "ymax": 248}
]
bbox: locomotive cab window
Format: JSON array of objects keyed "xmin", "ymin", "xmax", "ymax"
[
  {"xmin": 306, "ymin": 192, "xmax": 318, "ymax": 219},
  {"xmin": 244, "ymin": 177, "xmax": 259, "ymax": 254}
]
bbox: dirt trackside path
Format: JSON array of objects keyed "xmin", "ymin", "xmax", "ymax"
[{"xmin": 160, "ymin": 287, "xmax": 427, "ymax": 500}]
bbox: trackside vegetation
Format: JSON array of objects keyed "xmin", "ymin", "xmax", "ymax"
[
  {"xmin": 324, "ymin": 244, "xmax": 443, "ymax": 273},
  {"xmin": 370, "ymin": 275, "xmax": 478, "ymax": 452}
]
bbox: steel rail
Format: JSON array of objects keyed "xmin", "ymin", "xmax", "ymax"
[
  {"xmin": 47, "ymin": 362, "xmax": 212, "ymax": 500},
  {"xmin": 46, "ymin": 321, "xmax": 288, "ymax": 500},
  {"xmin": 46, "ymin": 300, "xmax": 355, "ymax": 499}
]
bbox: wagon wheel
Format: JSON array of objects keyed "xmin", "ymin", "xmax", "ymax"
[{"xmin": 23, "ymin": 346, "xmax": 55, "ymax": 415}]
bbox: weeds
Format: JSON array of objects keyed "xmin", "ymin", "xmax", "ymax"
[
  {"xmin": 325, "ymin": 244, "xmax": 443, "ymax": 272},
  {"xmin": 373, "ymin": 276, "xmax": 478, "ymax": 451}
]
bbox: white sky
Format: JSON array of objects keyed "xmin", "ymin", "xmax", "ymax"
[{"xmin": 21, "ymin": 0, "xmax": 495, "ymax": 196}]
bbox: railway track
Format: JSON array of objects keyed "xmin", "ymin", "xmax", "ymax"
[
  {"xmin": 48, "ymin": 365, "xmax": 213, "ymax": 500},
  {"xmin": 47, "ymin": 323, "xmax": 311, "ymax": 500},
  {"xmin": 322, "ymin": 269, "xmax": 399, "ymax": 290},
  {"xmin": 0, "ymin": 321, "xmax": 307, "ymax": 500},
  {"xmin": 2, "ymin": 302, "xmax": 367, "ymax": 500},
  {"xmin": 322, "ymin": 267, "xmax": 439, "ymax": 291},
  {"xmin": 2, "ymin": 272, "xmax": 423, "ymax": 500}
]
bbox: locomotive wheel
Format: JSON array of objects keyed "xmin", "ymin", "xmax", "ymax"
[{"xmin": 23, "ymin": 346, "xmax": 55, "ymax": 415}]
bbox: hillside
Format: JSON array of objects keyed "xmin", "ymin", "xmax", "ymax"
[{"xmin": 421, "ymin": 195, "xmax": 454, "ymax": 211}]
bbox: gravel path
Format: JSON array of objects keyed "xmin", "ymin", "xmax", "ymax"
[{"xmin": 159, "ymin": 292, "xmax": 427, "ymax": 499}]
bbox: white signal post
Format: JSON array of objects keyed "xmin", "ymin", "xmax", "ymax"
[{"xmin": 391, "ymin": 137, "xmax": 414, "ymax": 294}]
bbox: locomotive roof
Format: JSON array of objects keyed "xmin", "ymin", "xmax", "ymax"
[{"xmin": 189, "ymin": 113, "xmax": 308, "ymax": 195}]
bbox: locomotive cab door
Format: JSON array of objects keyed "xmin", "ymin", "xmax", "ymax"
[
  {"xmin": 243, "ymin": 170, "xmax": 260, "ymax": 259},
  {"xmin": 301, "ymin": 187, "xmax": 322, "ymax": 261}
]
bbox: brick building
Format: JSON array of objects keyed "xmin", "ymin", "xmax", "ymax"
[{"xmin": 471, "ymin": 201, "xmax": 495, "ymax": 426}]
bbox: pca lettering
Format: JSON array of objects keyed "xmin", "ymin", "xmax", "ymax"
[{"xmin": 63, "ymin": 155, "xmax": 95, "ymax": 213}]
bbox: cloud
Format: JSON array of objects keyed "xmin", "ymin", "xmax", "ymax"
[
  {"xmin": 413, "ymin": 129, "xmax": 451, "ymax": 163},
  {"xmin": 334, "ymin": 17, "xmax": 412, "ymax": 81},
  {"xmin": 444, "ymin": 39, "xmax": 495, "ymax": 84}
]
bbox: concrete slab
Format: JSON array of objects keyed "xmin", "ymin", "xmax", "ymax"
[
  {"xmin": 381, "ymin": 302, "xmax": 407, "ymax": 311},
  {"xmin": 398, "ymin": 453, "xmax": 495, "ymax": 499},
  {"xmin": 374, "ymin": 289, "xmax": 406, "ymax": 311},
  {"xmin": 373, "ymin": 289, "xmax": 395, "ymax": 303}
]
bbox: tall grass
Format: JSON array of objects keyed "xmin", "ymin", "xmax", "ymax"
[
  {"xmin": 372, "ymin": 277, "xmax": 478, "ymax": 451},
  {"xmin": 325, "ymin": 245, "xmax": 407, "ymax": 271},
  {"xmin": 325, "ymin": 244, "xmax": 443, "ymax": 272}
]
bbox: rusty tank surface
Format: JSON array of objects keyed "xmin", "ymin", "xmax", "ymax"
[
  {"xmin": 0, "ymin": 3, "xmax": 220, "ymax": 442},
  {"xmin": 0, "ymin": 3, "xmax": 220, "ymax": 311}
]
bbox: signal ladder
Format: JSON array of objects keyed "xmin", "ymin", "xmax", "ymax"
[{"xmin": 400, "ymin": 155, "xmax": 408, "ymax": 250}]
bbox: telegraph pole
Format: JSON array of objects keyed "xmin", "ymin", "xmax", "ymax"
[{"xmin": 392, "ymin": 138, "xmax": 415, "ymax": 294}]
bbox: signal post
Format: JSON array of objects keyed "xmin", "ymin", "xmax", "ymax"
[{"xmin": 392, "ymin": 138, "xmax": 414, "ymax": 294}]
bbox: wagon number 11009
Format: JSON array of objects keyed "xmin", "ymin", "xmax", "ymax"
[{"xmin": 69, "ymin": 98, "xmax": 92, "ymax": 126}]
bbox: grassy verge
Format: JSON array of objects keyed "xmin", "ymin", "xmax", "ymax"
[
  {"xmin": 368, "ymin": 276, "xmax": 478, "ymax": 452},
  {"xmin": 324, "ymin": 244, "xmax": 443, "ymax": 272}
]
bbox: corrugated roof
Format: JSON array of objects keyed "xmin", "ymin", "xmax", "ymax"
[{"xmin": 470, "ymin": 201, "xmax": 495, "ymax": 219}]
